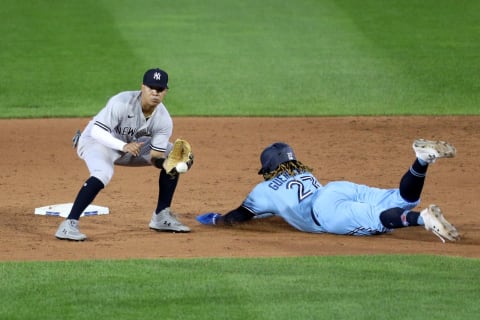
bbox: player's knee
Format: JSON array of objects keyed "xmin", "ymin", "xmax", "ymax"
[{"xmin": 92, "ymin": 170, "xmax": 113, "ymax": 186}]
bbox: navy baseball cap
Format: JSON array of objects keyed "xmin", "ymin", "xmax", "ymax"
[
  {"xmin": 258, "ymin": 142, "xmax": 297, "ymax": 174},
  {"xmin": 143, "ymin": 68, "xmax": 169, "ymax": 89}
]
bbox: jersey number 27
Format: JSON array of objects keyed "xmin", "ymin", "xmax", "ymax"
[{"xmin": 286, "ymin": 175, "xmax": 321, "ymax": 202}]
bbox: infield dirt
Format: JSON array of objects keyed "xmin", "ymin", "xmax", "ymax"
[{"xmin": 1, "ymin": 116, "xmax": 479, "ymax": 261}]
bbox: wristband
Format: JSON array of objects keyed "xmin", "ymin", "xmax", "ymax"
[{"xmin": 153, "ymin": 157, "xmax": 165, "ymax": 169}]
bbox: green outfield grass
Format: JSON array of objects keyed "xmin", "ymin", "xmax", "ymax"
[
  {"xmin": 1, "ymin": 256, "xmax": 479, "ymax": 320},
  {"xmin": 0, "ymin": 0, "xmax": 478, "ymax": 117}
]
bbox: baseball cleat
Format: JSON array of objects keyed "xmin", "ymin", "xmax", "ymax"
[
  {"xmin": 55, "ymin": 219, "xmax": 87, "ymax": 241},
  {"xmin": 413, "ymin": 139, "xmax": 456, "ymax": 164},
  {"xmin": 149, "ymin": 207, "xmax": 191, "ymax": 232},
  {"xmin": 421, "ymin": 204, "xmax": 460, "ymax": 243}
]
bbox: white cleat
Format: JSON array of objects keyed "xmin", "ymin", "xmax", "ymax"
[
  {"xmin": 413, "ymin": 139, "xmax": 456, "ymax": 164},
  {"xmin": 55, "ymin": 219, "xmax": 87, "ymax": 241},
  {"xmin": 149, "ymin": 207, "xmax": 191, "ymax": 232},
  {"xmin": 421, "ymin": 205, "xmax": 460, "ymax": 243}
]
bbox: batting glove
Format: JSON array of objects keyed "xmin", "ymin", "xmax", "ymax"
[{"xmin": 196, "ymin": 213, "xmax": 222, "ymax": 225}]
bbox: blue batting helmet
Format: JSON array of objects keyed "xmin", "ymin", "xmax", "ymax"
[{"xmin": 258, "ymin": 142, "xmax": 296, "ymax": 174}]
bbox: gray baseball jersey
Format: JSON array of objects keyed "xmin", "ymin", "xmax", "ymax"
[{"xmin": 77, "ymin": 90, "xmax": 173, "ymax": 185}]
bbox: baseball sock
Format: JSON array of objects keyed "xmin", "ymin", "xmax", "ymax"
[
  {"xmin": 67, "ymin": 176, "xmax": 105, "ymax": 220},
  {"xmin": 155, "ymin": 169, "xmax": 179, "ymax": 213},
  {"xmin": 380, "ymin": 208, "xmax": 421, "ymax": 228},
  {"xmin": 399, "ymin": 159, "xmax": 428, "ymax": 202}
]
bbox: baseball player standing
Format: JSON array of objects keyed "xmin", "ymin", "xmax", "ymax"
[
  {"xmin": 56, "ymin": 68, "xmax": 191, "ymax": 241},
  {"xmin": 197, "ymin": 139, "xmax": 460, "ymax": 243}
]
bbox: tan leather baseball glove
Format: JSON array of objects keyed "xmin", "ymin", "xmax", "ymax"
[{"xmin": 163, "ymin": 138, "xmax": 194, "ymax": 175}]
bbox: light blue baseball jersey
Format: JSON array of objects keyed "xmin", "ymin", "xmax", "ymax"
[{"xmin": 242, "ymin": 172, "xmax": 420, "ymax": 236}]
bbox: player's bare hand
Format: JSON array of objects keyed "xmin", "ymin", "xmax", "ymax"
[{"xmin": 123, "ymin": 142, "xmax": 144, "ymax": 157}]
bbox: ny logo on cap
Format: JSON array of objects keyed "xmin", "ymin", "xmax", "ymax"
[{"xmin": 153, "ymin": 72, "xmax": 162, "ymax": 80}]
